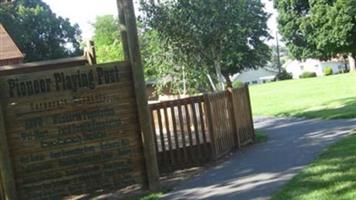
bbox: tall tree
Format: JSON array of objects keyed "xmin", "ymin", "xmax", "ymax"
[
  {"xmin": 275, "ymin": 0, "xmax": 356, "ymax": 70},
  {"xmin": 91, "ymin": 14, "xmax": 209, "ymax": 95},
  {"xmin": 269, "ymin": 43, "xmax": 289, "ymax": 69},
  {"xmin": 92, "ymin": 15, "xmax": 124, "ymax": 63},
  {"xmin": 140, "ymin": 0, "xmax": 271, "ymax": 89},
  {"xmin": 140, "ymin": 28, "xmax": 212, "ymax": 95},
  {"xmin": 0, "ymin": 0, "xmax": 82, "ymax": 62}
]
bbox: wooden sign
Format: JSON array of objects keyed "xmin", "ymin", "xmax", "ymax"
[{"xmin": 0, "ymin": 62, "xmax": 148, "ymax": 199}]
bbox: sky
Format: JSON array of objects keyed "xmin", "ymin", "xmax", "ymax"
[{"xmin": 43, "ymin": 0, "xmax": 279, "ymax": 45}]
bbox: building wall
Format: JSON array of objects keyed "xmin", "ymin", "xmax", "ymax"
[
  {"xmin": 319, "ymin": 61, "xmax": 344, "ymax": 74},
  {"xmin": 285, "ymin": 59, "xmax": 344, "ymax": 79},
  {"xmin": 285, "ymin": 59, "xmax": 319, "ymax": 79}
]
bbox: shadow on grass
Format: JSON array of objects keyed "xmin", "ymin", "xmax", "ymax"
[
  {"xmin": 276, "ymin": 97, "xmax": 356, "ymax": 119},
  {"xmin": 271, "ymin": 134, "xmax": 356, "ymax": 200}
]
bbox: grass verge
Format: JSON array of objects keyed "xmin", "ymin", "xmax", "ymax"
[
  {"xmin": 138, "ymin": 192, "xmax": 162, "ymax": 200},
  {"xmin": 271, "ymin": 133, "xmax": 356, "ymax": 200},
  {"xmin": 255, "ymin": 131, "xmax": 268, "ymax": 143},
  {"xmin": 250, "ymin": 73, "xmax": 356, "ymax": 119}
]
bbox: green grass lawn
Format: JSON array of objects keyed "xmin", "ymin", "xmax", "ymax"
[
  {"xmin": 249, "ymin": 73, "xmax": 356, "ymax": 119},
  {"xmin": 255, "ymin": 130, "xmax": 268, "ymax": 143},
  {"xmin": 138, "ymin": 193, "xmax": 161, "ymax": 200},
  {"xmin": 271, "ymin": 133, "xmax": 356, "ymax": 200}
]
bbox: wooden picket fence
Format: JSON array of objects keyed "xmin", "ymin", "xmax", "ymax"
[{"xmin": 149, "ymin": 86, "xmax": 255, "ymax": 173}]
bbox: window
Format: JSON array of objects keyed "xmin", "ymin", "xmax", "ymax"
[{"xmin": 300, "ymin": 65, "xmax": 304, "ymax": 70}]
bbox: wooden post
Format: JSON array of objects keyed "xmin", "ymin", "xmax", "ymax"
[
  {"xmin": 227, "ymin": 88, "xmax": 241, "ymax": 149},
  {"xmin": 117, "ymin": 0, "xmax": 160, "ymax": 191},
  {"xmin": 116, "ymin": 0, "xmax": 130, "ymax": 61},
  {"xmin": 245, "ymin": 86, "xmax": 256, "ymax": 141},
  {"xmin": 203, "ymin": 94, "xmax": 217, "ymax": 161},
  {"xmin": 0, "ymin": 104, "xmax": 17, "ymax": 200},
  {"xmin": 85, "ymin": 40, "xmax": 97, "ymax": 65},
  {"xmin": 0, "ymin": 172, "xmax": 4, "ymax": 200}
]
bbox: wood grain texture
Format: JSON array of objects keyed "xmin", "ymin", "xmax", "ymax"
[
  {"xmin": 0, "ymin": 62, "xmax": 148, "ymax": 200},
  {"xmin": 149, "ymin": 88, "xmax": 255, "ymax": 173},
  {"xmin": 120, "ymin": 0, "xmax": 160, "ymax": 191},
  {"xmin": 0, "ymin": 103, "xmax": 17, "ymax": 200},
  {"xmin": 0, "ymin": 171, "xmax": 4, "ymax": 200}
]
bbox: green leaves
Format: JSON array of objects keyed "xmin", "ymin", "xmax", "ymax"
[
  {"xmin": 0, "ymin": 0, "xmax": 82, "ymax": 62},
  {"xmin": 140, "ymin": 0, "xmax": 271, "ymax": 89},
  {"xmin": 275, "ymin": 0, "xmax": 356, "ymax": 60},
  {"xmin": 92, "ymin": 15, "xmax": 124, "ymax": 63},
  {"xmin": 140, "ymin": 28, "xmax": 211, "ymax": 95}
]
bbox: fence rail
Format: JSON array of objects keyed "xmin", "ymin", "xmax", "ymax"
[{"xmin": 149, "ymin": 86, "xmax": 255, "ymax": 173}]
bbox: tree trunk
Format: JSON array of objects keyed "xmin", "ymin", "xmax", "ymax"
[
  {"xmin": 348, "ymin": 53, "xmax": 356, "ymax": 72},
  {"xmin": 214, "ymin": 61, "xmax": 225, "ymax": 90},
  {"xmin": 182, "ymin": 65, "xmax": 187, "ymax": 95},
  {"xmin": 206, "ymin": 73, "xmax": 217, "ymax": 92},
  {"xmin": 223, "ymin": 74, "xmax": 233, "ymax": 89},
  {"xmin": 344, "ymin": 59, "xmax": 348, "ymax": 72}
]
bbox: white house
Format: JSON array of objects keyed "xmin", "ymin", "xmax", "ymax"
[
  {"xmin": 283, "ymin": 59, "xmax": 346, "ymax": 79},
  {"xmin": 232, "ymin": 67, "xmax": 278, "ymax": 85}
]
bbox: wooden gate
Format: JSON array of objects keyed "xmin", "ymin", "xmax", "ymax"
[
  {"xmin": 150, "ymin": 96, "xmax": 212, "ymax": 173},
  {"xmin": 149, "ymin": 86, "xmax": 255, "ymax": 173},
  {"xmin": 204, "ymin": 91, "xmax": 235, "ymax": 159},
  {"xmin": 231, "ymin": 87, "xmax": 255, "ymax": 145}
]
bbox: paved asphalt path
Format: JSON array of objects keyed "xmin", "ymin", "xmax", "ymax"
[{"xmin": 161, "ymin": 117, "xmax": 356, "ymax": 200}]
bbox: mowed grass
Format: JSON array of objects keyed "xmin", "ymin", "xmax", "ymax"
[
  {"xmin": 271, "ymin": 134, "xmax": 356, "ymax": 200},
  {"xmin": 255, "ymin": 130, "xmax": 268, "ymax": 143},
  {"xmin": 138, "ymin": 193, "xmax": 161, "ymax": 200},
  {"xmin": 249, "ymin": 73, "xmax": 356, "ymax": 119}
]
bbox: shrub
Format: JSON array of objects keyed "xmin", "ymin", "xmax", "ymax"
[
  {"xmin": 276, "ymin": 70, "xmax": 293, "ymax": 80},
  {"xmin": 323, "ymin": 67, "xmax": 333, "ymax": 76},
  {"xmin": 338, "ymin": 67, "xmax": 349, "ymax": 74},
  {"xmin": 232, "ymin": 80, "xmax": 244, "ymax": 88},
  {"xmin": 300, "ymin": 71, "xmax": 317, "ymax": 79}
]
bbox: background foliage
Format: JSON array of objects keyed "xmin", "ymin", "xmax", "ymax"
[
  {"xmin": 275, "ymin": 0, "xmax": 356, "ymax": 69},
  {"xmin": 0, "ymin": 0, "xmax": 82, "ymax": 62},
  {"xmin": 92, "ymin": 15, "xmax": 124, "ymax": 63},
  {"xmin": 140, "ymin": 0, "xmax": 271, "ymax": 88}
]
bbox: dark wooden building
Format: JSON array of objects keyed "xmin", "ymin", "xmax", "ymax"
[{"xmin": 0, "ymin": 24, "xmax": 24, "ymax": 67}]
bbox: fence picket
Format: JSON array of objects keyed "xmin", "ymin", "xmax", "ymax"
[
  {"xmin": 184, "ymin": 102, "xmax": 195, "ymax": 162},
  {"xmin": 157, "ymin": 108, "xmax": 167, "ymax": 168},
  {"xmin": 229, "ymin": 89, "xmax": 241, "ymax": 149},
  {"xmin": 246, "ymin": 86, "xmax": 256, "ymax": 141},
  {"xmin": 190, "ymin": 99, "xmax": 202, "ymax": 162},
  {"xmin": 149, "ymin": 86, "xmax": 254, "ymax": 174},
  {"xmin": 170, "ymin": 103, "xmax": 180, "ymax": 165},
  {"xmin": 198, "ymin": 101, "xmax": 209, "ymax": 160},
  {"xmin": 177, "ymin": 102, "xmax": 188, "ymax": 163},
  {"xmin": 204, "ymin": 94, "xmax": 217, "ymax": 160},
  {"xmin": 150, "ymin": 109, "xmax": 160, "ymax": 162},
  {"xmin": 163, "ymin": 104, "xmax": 174, "ymax": 166}
]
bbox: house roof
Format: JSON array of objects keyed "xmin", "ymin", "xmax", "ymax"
[
  {"xmin": 231, "ymin": 67, "xmax": 278, "ymax": 82},
  {"xmin": 0, "ymin": 24, "xmax": 24, "ymax": 61}
]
